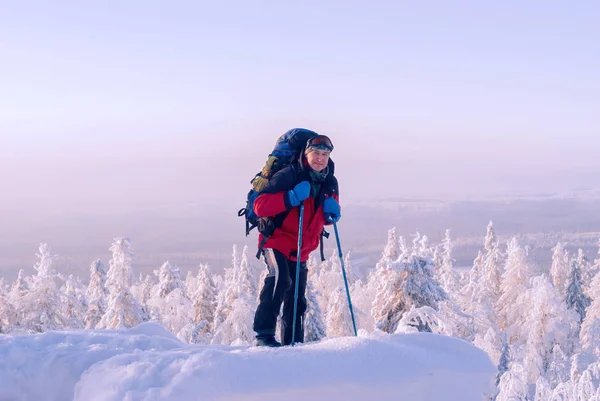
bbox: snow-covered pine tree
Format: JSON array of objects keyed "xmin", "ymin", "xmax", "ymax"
[
  {"xmin": 0, "ymin": 279, "xmax": 16, "ymax": 333},
  {"xmin": 575, "ymin": 248, "xmax": 594, "ymax": 294},
  {"xmin": 522, "ymin": 275, "xmax": 578, "ymax": 383},
  {"xmin": 533, "ymin": 376, "xmax": 551, "ymax": 401},
  {"xmin": 369, "ymin": 229, "xmax": 408, "ymax": 332},
  {"xmin": 370, "ymin": 263, "xmax": 400, "ymax": 333},
  {"xmin": 97, "ymin": 238, "xmax": 146, "ymax": 330},
  {"xmin": 459, "ymin": 250, "xmax": 484, "ymax": 322},
  {"xmin": 580, "ymin": 306, "xmax": 600, "ymax": 357},
  {"xmin": 343, "ymin": 251, "xmax": 358, "ymax": 286},
  {"xmin": 9, "ymin": 269, "xmax": 29, "ymax": 302},
  {"xmin": 551, "ymin": 242, "xmax": 570, "ymax": 295},
  {"xmin": 566, "ymin": 259, "xmax": 591, "ymax": 325},
  {"xmin": 63, "ymin": 274, "xmax": 86, "ymax": 328},
  {"xmin": 495, "ymin": 362, "xmax": 528, "ymax": 401},
  {"xmin": 304, "ymin": 272, "xmax": 327, "ymax": 342},
  {"xmin": 572, "ymin": 368, "xmax": 597, "ymax": 401},
  {"xmin": 581, "ymin": 243, "xmax": 600, "ymax": 358},
  {"xmin": 350, "ymin": 277, "xmax": 374, "ymax": 333},
  {"xmin": 546, "ymin": 344, "xmax": 570, "ymax": 388},
  {"xmin": 326, "ymin": 287, "xmax": 355, "ymax": 337},
  {"xmin": 211, "ymin": 245, "xmax": 257, "ymax": 345},
  {"xmin": 20, "ymin": 244, "xmax": 67, "ymax": 332},
  {"xmin": 192, "ymin": 263, "xmax": 217, "ymax": 329},
  {"xmin": 8, "ymin": 269, "xmax": 30, "ymax": 325},
  {"xmin": 473, "ymin": 326, "xmax": 503, "ymax": 366},
  {"xmin": 315, "ymin": 249, "xmax": 343, "ymax": 312},
  {"xmin": 418, "ymin": 234, "xmax": 433, "ymax": 258},
  {"xmin": 374, "ymin": 251, "xmax": 447, "ymax": 333},
  {"xmin": 85, "ymin": 259, "xmax": 107, "ymax": 329},
  {"xmin": 436, "ymin": 229, "xmax": 460, "ymax": 296},
  {"xmin": 148, "ymin": 261, "xmax": 193, "ymax": 339},
  {"xmin": 496, "ymin": 335, "xmax": 510, "ymax": 386},
  {"xmin": 591, "ymin": 238, "xmax": 600, "ymax": 290},
  {"xmin": 482, "ymin": 222, "xmax": 502, "ymax": 307},
  {"xmin": 497, "ymin": 237, "xmax": 533, "ymax": 343},
  {"xmin": 381, "ymin": 227, "xmax": 400, "ymax": 262},
  {"xmin": 185, "ymin": 270, "xmax": 198, "ymax": 299},
  {"xmin": 212, "ymin": 245, "xmax": 241, "ymax": 333}
]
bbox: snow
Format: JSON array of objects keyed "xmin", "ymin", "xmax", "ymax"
[{"xmin": 0, "ymin": 322, "xmax": 495, "ymax": 401}]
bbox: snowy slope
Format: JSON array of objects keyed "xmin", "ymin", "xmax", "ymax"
[{"xmin": 0, "ymin": 323, "xmax": 495, "ymax": 401}]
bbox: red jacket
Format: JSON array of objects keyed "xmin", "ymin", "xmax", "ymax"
[{"xmin": 253, "ymin": 162, "xmax": 339, "ymax": 262}]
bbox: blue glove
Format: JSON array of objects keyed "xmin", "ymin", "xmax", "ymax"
[
  {"xmin": 288, "ymin": 181, "xmax": 311, "ymax": 207},
  {"xmin": 323, "ymin": 197, "xmax": 341, "ymax": 223}
]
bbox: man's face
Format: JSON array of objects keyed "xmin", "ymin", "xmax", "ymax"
[{"xmin": 306, "ymin": 149, "xmax": 330, "ymax": 172}]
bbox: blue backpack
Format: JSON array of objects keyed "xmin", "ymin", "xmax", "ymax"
[{"xmin": 238, "ymin": 128, "xmax": 329, "ymax": 259}]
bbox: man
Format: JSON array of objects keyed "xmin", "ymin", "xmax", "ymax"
[{"xmin": 252, "ymin": 134, "xmax": 341, "ymax": 347}]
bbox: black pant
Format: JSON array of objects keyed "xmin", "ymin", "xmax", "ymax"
[{"xmin": 253, "ymin": 248, "xmax": 308, "ymax": 345}]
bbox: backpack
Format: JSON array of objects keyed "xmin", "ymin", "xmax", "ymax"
[{"xmin": 238, "ymin": 128, "xmax": 329, "ymax": 259}]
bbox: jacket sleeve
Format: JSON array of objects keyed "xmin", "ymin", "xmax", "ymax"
[{"xmin": 253, "ymin": 166, "xmax": 297, "ymax": 218}]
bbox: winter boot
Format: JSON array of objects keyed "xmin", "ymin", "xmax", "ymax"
[{"xmin": 255, "ymin": 336, "xmax": 282, "ymax": 347}]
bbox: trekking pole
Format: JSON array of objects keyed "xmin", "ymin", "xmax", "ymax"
[
  {"xmin": 291, "ymin": 201, "xmax": 305, "ymax": 346},
  {"xmin": 334, "ymin": 222, "xmax": 358, "ymax": 336}
]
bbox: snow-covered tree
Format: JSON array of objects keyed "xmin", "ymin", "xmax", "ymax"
[
  {"xmin": 85, "ymin": 259, "xmax": 107, "ymax": 329},
  {"xmin": 551, "ymin": 242, "xmax": 570, "ymax": 295},
  {"xmin": 350, "ymin": 277, "xmax": 375, "ymax": 333},
  {"xmin": 326, "ymin": 287, "xmax": 355, "ymax": 337},
  {"xmin": 522, "ymin": 275, "xmax": 578, "ymax": 382},
  {"xmin": 374, "ymin": 253, "xmax": 447, "ymax": 333},
  {"xmin": 8, "ymin": 269, "xmax": 30, "ymax": 325},
  {"xmin": 495, "ymin": 362, "xmax": 529, "ymax": 401},
  {"xmin": 148, "ymin": 261, "xmax": 193, "ymax": 339},
  {"xmin": 381, "ymin": 227, "xmax": 400, "ymax": 263},
  {"xmin": 62, "ymin": 274, "xmax": 86, "ymax": 328},
  {"xmin": 497, "ymin": 237, "xmax": 533, "ymax": 343},
  {"xmin": 533, "ymin": 376, "xmax": 552, "ymax": 401},
  {"xmin": 417, "ymin": 234, "xmax": 433, "ymax": 258},
  {"xmin": 343, "ymin": 251, "xmax": 359, "ymax": 287},
  {"xmin": 547, "ymin": 344, "xmax": 570, "ymax": 389},
  {"xmin": 185, "ymin": 270, "xmax": 198, "ymax": 298},
  {"xmin": 157, "ymin": 261, "xmax": 184, "ymax": 298},
  {"xmin": 131, "ymin": 273, "xmax": 154, "ymax": 312},
  {"xmin": 566, "ymin": 259, "xmax": 591, "ymax": 325},
  {"xmin": 575, "ymin": 248, "xmax": 594, "ymax": 294},
  {"xmin": 315, "ymin": 249, "xmax": 344, "ymax": 313},
  {"xmin": 496, "ymin": 335, "xmax": 510, "ymax": 386},
  {"xmin": 20, "ymin": 244, "xmax": 67, "ymax": 332},
  {"xmin": 459, "ymin": 223, "xmax": 503, "ymax": 337},
  {"xmin": 237, "ymin": 245, "xmax": 257, "ymax": 298},
  {"xmin": 304, "ymin": 274, "xmax": 327, "ymax": 342},
  {"xmin": 370, "ymin": 262, "xmax": 399, "ymax": 333},
  {"xmin": 436, "ymin": 229, "xmax": 460, "ymax": 295},
  {"xmin": 581, "ymin": 244, "xmax": 600, "ymax": 357},
  {"xmin": 549, "ymin": 382, "xmax": 574, "ymax": 400},
  {"xmin": 473, "ymin": 326, "xmax": 503, "ymax": 366},
  {"xmin": 459, "ymin": 250, "xmax": 485, "ymax": 322},
  {"xmin": 0, "ymin": 280, "xmax": 16, "ymax": 333},
  {"xmin": 573, "ymin": 368, "xmax": 598, "ymax": 401},
  {"xmin": 192, "ymin": 263, "xmax": 217, "ymax": 329},
  {"xmin": 481, "ymin": 222, "xmax": 502, "ymax": 306},
  {"xmin": 9, "ymin": 269, "xmax": 29, "ymax": 302},
  {"xmin": 369, "ymin": 230, "xmax": 409, "ymax": 332},
  {"xmin": 212, "ymin": 246, "xmax": 257, "ymax": 345},
  {"xmin": 97, "ymin": 238, "xmax": 146, "ymax": 330},
  {"xmin": 213, "ymin": 245, "xmax": 241, "ymax": 332}
]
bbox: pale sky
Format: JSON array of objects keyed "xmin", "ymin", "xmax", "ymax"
[{"xmin": 1, "ymin": 1, "xmax": 599, "ymax": 216}]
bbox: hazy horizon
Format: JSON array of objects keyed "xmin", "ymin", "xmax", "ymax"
[{"xmin": 1, "ymin": 2, "xmax": 599, "ymax": 279}]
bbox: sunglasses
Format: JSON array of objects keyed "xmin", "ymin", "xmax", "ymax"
[{"xmin": 307, "ymin": 135, "xmax": 334, "ymax": 152}]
